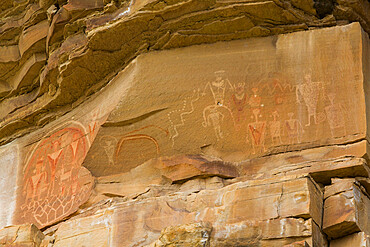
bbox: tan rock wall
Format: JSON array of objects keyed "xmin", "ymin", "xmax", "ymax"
[
  {"xmin": 0, "ymin": 21, "xmax": 369, "ymax": 233},
  {"xmin": 0, "ymin": 0, "xmax": 369, "ymax": 146},
  {"xmin": 0, "ymin": 144, "xmax": 19, "ymax": 232},
  {"xmin": 0, "ymin": 2, "xmax": 370, "ymax": 246},
  {"xmin": 84, "ymin": 22, "xmax": 368, "ymax": 176}
]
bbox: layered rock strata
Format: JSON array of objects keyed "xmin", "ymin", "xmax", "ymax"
[
  {"xmin": 0, "ymin": 0, "xmax": 369, "ymax": 146},
  {"xmin": 0, "ymin": 0, "xmax": 370, "ymax": 246}
]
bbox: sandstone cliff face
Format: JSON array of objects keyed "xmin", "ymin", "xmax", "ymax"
[
  {"xmin": 0, "ymin": 0, "xmax": 369, "ymax": 146},
  {"xmin": 1, "ymin": 0, "xmax": 370, "ymax": 246}
]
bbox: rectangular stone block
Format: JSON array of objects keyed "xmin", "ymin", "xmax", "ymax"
[
  {"xmin": 324, "ymin": 178, "xmax": 355, "ymax": 199},
  {"xmin": 323, "ymin": 185, "xmax": 357, "ymax": 238},
  {"xmin": 323, "ymin": 181, "xmax": 370, "ymax": 239},
  {"xmin": 279, "ymin": 177, "xmax": 323, "ymax": 228},
  {"xmin": 362, "ymin": 22, "xmax": 370, "ymax": 154}
]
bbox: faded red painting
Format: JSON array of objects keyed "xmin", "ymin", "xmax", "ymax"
[{"xmin": 16, "ymin": 126, "xmax": 93, "ymax": 228}]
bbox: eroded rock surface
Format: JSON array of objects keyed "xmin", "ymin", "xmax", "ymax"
[
  {"xmin": 0, "ymin": 0, "xmax": 369, "ymax": 146},
  {"xmin": 1, "ymin": 1, "xmax": 370, "ymax": 247},
  {"xmin": 0, "ymin": 224, "xmax": 44, "ymax": 246}
]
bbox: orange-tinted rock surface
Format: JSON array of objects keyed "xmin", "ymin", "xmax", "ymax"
[
  {"xmin": 0, "ymin": 0, "xmax": 370, "ymax": 246},
  {"xmin": 50, "ymin": 175, "xmax": 319, "ymax": 246},
  {"xmin": 83, "ymin": 22, "xmax": 369, "ymax": 177},
  {"xmin": 0, "ymin": 0, "xmax": 369, "ymax": 147}
]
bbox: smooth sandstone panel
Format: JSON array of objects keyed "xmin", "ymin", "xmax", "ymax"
[
  {"xmin": 0, "ymin": 143, "xmax": 19, "ymax": 229},
  {"xmin": 83, "ymin": 23, "xmax": 368, "ymax": 176},
  {"xmin": 0, "ymin": 45, "xmax": 20, "ymax": 63}
]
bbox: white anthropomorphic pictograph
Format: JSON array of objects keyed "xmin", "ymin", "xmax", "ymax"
[
  {"xmin": 202, "ymin": 105, "xmax": 225, "ymax": 141},
  {"xmin": 269, "ymin": 111, "xmax": 282, "ymax": 145},
  {"xmin": 202, "ymin": 70, "xmax": 234, "ymax": 106},
  {"xmin": 285, "ymin": 112, "xmax": 304, "ymax": 144},
  {"xmin": 296, "ymin": 74, "xmax": 323, "ymax": 126},
  {"xmin": 325, "ymin": 93, "xmax": 346, "ymax": 137}
]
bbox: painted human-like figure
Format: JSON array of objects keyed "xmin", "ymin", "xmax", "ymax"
[
  {"xmin": 202, "ymin": 70, "xmax": 233, "ymax": 106},
  {"xmin": 269, "ymin": 111, "xmax": 282, "ymax": 145},
  {"xmin": 296, "ymin": 74, "xmax": 323, "ymax": 126},
  {"xmin": 20, "ymin": 126, "xmax": 91, "ymax": 228},
  {"xmin": 100, "ymin": 136, "xmax": 117, "ymax": 166},
  {"xmin": 47, "ymin": 140, "xmax": 62, "ymax": 194},
  {"xmin": 325, "ymin": 93, "xmax": 346, "ymax": 137},
  {"xmin": 248, "ymin": 87, "xmax": 262, "ymax": 108},
  {"xmin": 248, "ymin": 108, "xmax": 267, "ymax": 154},
  {"xmin": 285, "ymin": 112, "xmax": 304, "ymax": 144},
  {"xmin": 24, "ymin": 158, "xmax": 48, "ymax": 202},
  {"xmin": 231, "ymin": 82, "xmax": 247, "ymax": 130},
  {"xmin": 202, "ymin": 105, "xmax": 225, "ymax": 141}
]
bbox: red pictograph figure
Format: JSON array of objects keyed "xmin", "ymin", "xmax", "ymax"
[
  {"xmin": 24, "ymin": 158, "xmax": 48, "ymax": 202},
  {"xmin": 248, "ymin": 87, "xmax": 262, "ymax": 108},
  {"xmin": 231, "ymin": 82, "xmax": 247, "ymax": 131},
  {"xmin": 88, "ymin": 121, "xmax": 97, "ymax": 142},
  {"xmin": 248, "ymin": 108, "xmax": 267, "ymax": 154},
  {"xmin": 88, "ymin": 108, "xmax": 102, "ymax": 142},
  {"xmin": 47, "ymin": 140, "xmax": 62, "ymax": 194},
  {"xmin": 18, "ymin": 125, "xmax": 93, "ymax": 228}
]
